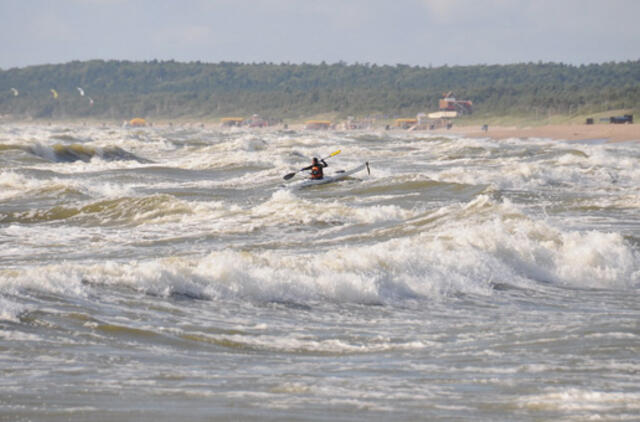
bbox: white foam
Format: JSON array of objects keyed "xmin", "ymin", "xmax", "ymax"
[
  {"xmin": 0, "ymin": 328, "xmax": 40, "ymax": 341},
  {"xmin": 2, "ymin": 195, "xmax": 638, "ymax": 307},
  {"xmin": 250, "ymin": 190, "xmax": 411, "ymax": 227},
  {"xmin": 555, "ymin": 230, "xmax": 640, "ymax": 288},
  {"xmin": 0, "ymin": 295, "xmax": 29, "ymax": 323},
  {"xmin": 518, "ymin": 388, "xmax": 640, "ymax": 412},
  {"xmin": 188, "ymin": 332, "xmax": 428, "ymax": 354},
  {"xmin": 0, "ymin": 170, "xmax": 136, "ymax": 202},
  {"xmin": 422, "ymin": 137, "xmax": 640, "ymax": 194},
  {"xmin": 447, "ymin": 196, "xmax": 640, "ymax": 289},
  {"xmin": 0, "ymin": 265, "xmax": 88, "ymax": 298}
]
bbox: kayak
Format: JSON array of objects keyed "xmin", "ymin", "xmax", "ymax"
[{"xmin": 289, "ymin": 162, "xmax": 370, "ymax": 189}]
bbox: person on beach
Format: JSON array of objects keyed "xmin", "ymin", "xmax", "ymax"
[{"xmin": 301, "ymin": 157, "xmax": 328, "ymax": 180}]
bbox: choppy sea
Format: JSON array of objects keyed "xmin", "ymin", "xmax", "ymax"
[{"xmin": 1, "ymin": 123, "xmax": 639, "ymax": 421}]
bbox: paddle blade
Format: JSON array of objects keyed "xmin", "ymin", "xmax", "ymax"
[
  {"xmin": 283, "ymin": 172, "xmax": 296, "ymax": 180},
  {"xmin": 328, "ymin": 150, "xmax": 341, "ymax": 158}
]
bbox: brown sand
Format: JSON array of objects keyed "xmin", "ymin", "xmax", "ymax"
[{"xmin": 446, "ymin": 123, "xmax": 640, "ymax": 143}]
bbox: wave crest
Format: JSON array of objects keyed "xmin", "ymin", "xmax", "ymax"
[{"xmin": 26, "ymin": 142, "xmax": 151, "ymax": 163}]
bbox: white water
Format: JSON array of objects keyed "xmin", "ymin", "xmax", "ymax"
[{"xmin": 1, "ymin": 124, "xmax": 639, "ymax": 421}]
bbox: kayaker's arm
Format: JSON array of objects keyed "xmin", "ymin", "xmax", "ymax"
[{"xmin": 301, "ymin": 160, "xmax": 326, "ymax": 171}]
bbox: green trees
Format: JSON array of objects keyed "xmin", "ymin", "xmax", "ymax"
[{"xmin": 1, "ymin": 60, "xmax": 638, "ymax": 120}]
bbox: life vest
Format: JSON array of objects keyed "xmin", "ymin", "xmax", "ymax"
[{"xmin": 310, "ymin": 165, "xmax": 323, "ymax": 179}]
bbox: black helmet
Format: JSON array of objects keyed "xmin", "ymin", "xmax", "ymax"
[{"xmin": 312, "ymin": 157, "xmax": 319, "ymax": 163}]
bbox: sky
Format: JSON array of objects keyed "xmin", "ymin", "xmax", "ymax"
[{"xmin": 1, "ymin": 0, "xmax": 639, "ymax": 70}]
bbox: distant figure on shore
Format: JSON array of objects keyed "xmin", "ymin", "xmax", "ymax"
[{"xmin": 482, "ymin": 124, "xmax": 488, "ymax": 132}]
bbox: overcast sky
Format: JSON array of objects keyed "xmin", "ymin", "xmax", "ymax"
[{"xmin": 1, "ymin": 0, "xmax": 639, "ymax": 70}]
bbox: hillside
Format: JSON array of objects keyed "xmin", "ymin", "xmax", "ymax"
[{"xmin": 1, "ymin": 60, "xmax": 639, "ymax": 121}]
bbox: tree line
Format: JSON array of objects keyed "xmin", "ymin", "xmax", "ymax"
[{"xmin": 1, "ymin": 60, "xmax": 638, "ymax": 120}]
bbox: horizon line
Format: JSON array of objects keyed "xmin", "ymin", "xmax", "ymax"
[{"xmin": 3, "ymin": 58, "xmax": 640, "ymax": 72}]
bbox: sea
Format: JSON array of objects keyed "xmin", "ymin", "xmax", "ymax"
[{"xmin": 1, "ymin": 123, "xmax": 639, "ymax": 421}]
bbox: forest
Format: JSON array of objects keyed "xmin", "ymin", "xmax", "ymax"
[{"xmin": 1, "ymin": 60, "xmax": 638, "ymax": 120}]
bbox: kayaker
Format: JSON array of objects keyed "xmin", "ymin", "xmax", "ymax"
[{"xmin": 301, "ymin": 157, "xmax": 328, "ymax": 180}]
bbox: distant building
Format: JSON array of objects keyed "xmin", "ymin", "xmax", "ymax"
[
  {"xmin": 438, "ymin": 91, "xmax": 473, "ymax": 116},
  {"xmin": 427, "ymin": 111, "xmax": 458, "ymax": 119},
  {"xmin": 343, "ymin": 116, "xmax": 374, "ymax": 130},
  {"xmin": 125, "ymin": 117, "xmax": 147, "ymax": 127},
  {"xmin": 247, "ymin": 114, "xmax": 269, "ymax": 128},
  {"xmin": 394, "ymin": 118, "xmax": 418, "ymax": 129},
  {"xmin": 220, "ymin": 117, "xmax": 244, "ymax": 127},
  {"xmin": 305, "ymin": 120, "xmax": 331, "ymax": 130}
]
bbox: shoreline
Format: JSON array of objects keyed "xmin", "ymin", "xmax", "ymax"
[
  {"xmin": 442, "ymin": 123, "xmax": 640, "ymax": 143},
  {"xmin": 2, "ymin": 116, "xmax": 638, "ymax": 143}
]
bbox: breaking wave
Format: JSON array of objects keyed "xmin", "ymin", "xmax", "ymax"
[
  {"xmin": 0, "ymin": 194, "xmax": 193, "ymax": 226},
  {"xmin": 25, "ymin": 142, "xmax": 151, "ymax": 163},
  {"xmin": 2, "ymin": 196, "xmax": 638, "ymax": 318}
]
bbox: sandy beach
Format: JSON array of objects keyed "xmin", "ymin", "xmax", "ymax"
[{"xmin": 448, "ymin": 123, "xmax": 640, "ymax": 143}]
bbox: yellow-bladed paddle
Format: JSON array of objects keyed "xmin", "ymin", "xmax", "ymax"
[{"xmin": 283, "ymin": 150, "xmax": 341, "ymax": 180}]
